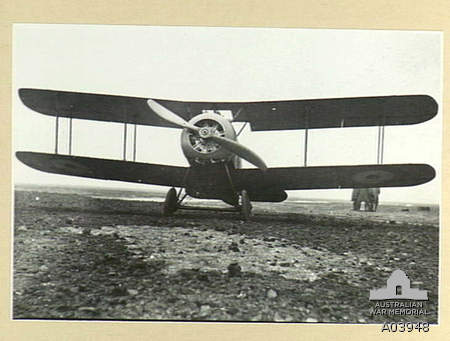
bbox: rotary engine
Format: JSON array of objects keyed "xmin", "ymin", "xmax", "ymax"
[
  {"xmin": 181, "ymin": 113, "xmax": 237, "ymax": 165},
  {"xmin": 147, "ymin": 99, "xmax": 266, "ymax": 171}
]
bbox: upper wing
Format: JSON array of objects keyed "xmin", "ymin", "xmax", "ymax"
[
  {"xmin": 18, "ymin": 89, "xmax": 182, "ymax": 128},
  {"xmin": 16, "ymin": 152, "xmax": 188, "ymax": 187},
  {"xmin": 233, "ymin": 164, "xmax": 435, "ymax": 191},
  {"xmin": 233, "ymin": 95, "xmax": 438, "ymax": 131},
  {"xmin": 19, "ymin": 88, "xmax": 437, "ymax": 130}
]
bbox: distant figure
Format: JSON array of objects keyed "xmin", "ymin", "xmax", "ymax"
[
  {"xmin": 369, "ymin": 188, "xmax": 380, "ymax": 211},
  {"xmin": 352, "ymin": 188, "xmax": 380, "ymax": 211}
]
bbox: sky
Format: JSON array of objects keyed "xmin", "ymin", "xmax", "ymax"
[{"xmin": 13, "ymin": 24, "xmax": 442, "ymax": 204}]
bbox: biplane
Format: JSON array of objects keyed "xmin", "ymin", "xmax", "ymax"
[{"xmin": 16, "ymin": 89, "xmax": 437, "ymax": 220}]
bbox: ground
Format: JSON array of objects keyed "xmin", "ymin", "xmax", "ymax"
[{"xmin": 13, "ymin": 185, "xmax": 439, "ymax": 323}]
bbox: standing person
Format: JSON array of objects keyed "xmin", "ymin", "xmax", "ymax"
[
  {"xmin": 356, "ymin": 188, "xmax": 371, "ymax": 211},
  {"xmin": 352, "ymin": 188, "xmax": 361, "ymax": 211},
  {"xmin": 368, "ymin": 188, "xmax": 380, "ymax": 212},
  {"xmin": 352, "ymin": 188, "xmax": 379, "ymax": 211}
]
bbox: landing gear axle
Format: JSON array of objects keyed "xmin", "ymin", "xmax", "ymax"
[{"xmin": 161, "ymin": 187, "xmax": 253, "ymax": 220}]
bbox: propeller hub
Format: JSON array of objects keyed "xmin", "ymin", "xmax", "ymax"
[{"xmin": 199, "ymin": 127, "xmax": 212, "ymax": 138}]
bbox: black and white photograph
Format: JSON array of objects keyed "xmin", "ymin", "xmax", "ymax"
[{"xmin": 13, "ymin": 24, "xmax": 441, "ymax": 323}]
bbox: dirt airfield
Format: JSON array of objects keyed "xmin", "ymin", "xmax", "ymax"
[{"xmin": 13, "ymin": 185, "xmax": 439, "ymax": 323}]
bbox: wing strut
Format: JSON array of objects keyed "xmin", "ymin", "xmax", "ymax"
[
  {"xmin": 377, "ymin": 118, "xmax": 386, "ymax": 164},
  {"xmin": 303, "ymin": 115, "xmax": 309, "ymax": 167},
  {"xmin": 133, "ymin": 124, "xmax": 137, "ymax": 161},
  {"xmin": 68, "ymin": 118, "xmax": 73, "ymax": 155},
  {"xmin": 54, "ymin": 116, "xmax": 74, "ymax": 155},
  {"xmin": 55, "ymin": 116, "xmax": 59, "ymax": 154},
  {"xmin": 123, "ymin": 123, "xmax": 139, "ymax": 161},
  {"xmin": 123, "ymin": 123, "xmax": 127, "ymax": 160}
]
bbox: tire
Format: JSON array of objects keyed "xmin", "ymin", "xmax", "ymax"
[
  {"xmin": 163, "ymin": 187, "xmax": 178, "ymax": 216},
  {"xmin": 241, "ymin": 189, "xmax": 252, "ymax": 221}
]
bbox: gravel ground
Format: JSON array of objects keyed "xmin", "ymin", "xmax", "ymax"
[{"xmin": 13, "ymin": 186, "xmax": 439, "ymax": 323}]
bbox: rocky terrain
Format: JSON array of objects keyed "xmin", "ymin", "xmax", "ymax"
[{"xmin": 13, "ymin": 186, "xmax": 439, "ymax": 323}]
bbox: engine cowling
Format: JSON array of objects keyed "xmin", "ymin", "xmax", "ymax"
[{"xmin": 181, "ymin": 113, "xmax": 237, "ymax": 165}]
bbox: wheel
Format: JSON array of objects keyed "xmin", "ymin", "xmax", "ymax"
[
  {"xmin": 240, "ymin": 189, "xmax": 252, "ymax": 221},
  {"xmin": 162, "ymin": 187, "xmax": 178, "ymax": 216}
]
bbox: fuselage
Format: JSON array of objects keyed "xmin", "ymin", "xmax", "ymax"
[
  {"xmin": 179, "ymin": 112, "xmax": 286, "ymax": 205},
  {"xmin": 180, "ymin": 112, "xmax": 241, "ymax": 204}
]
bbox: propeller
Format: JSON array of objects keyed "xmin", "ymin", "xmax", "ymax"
[
  {"xmin": 147, "ymin": 99, "xmax": 200, "ymax": 132},
  {"xmin": 147, "ymin": 99, "xmax": 267, "ymax": 171}
]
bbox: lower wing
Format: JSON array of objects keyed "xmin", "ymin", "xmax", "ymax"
[
  {"xmin": 233, "ymin": 164, "xmax": 435, "ymax": 191},
  {"xmin": 16, "ymin": 152, "xmax": 435, "ymax": 193},
  {"xmin": 16, "ymin": 152, "xmax": 187, "ymax": 188}
]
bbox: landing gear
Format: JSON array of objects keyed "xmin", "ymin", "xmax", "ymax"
[
  {"xmin": 163, "ymin": 187, "xmax": 178, "ymax": 216},
  {"xmin": 162, "ymin": 186, "xmax": 253, "ymax": 220},
  {"xmin": 240, "ymin": 189, "xmax": 252, "ymax": 221}
]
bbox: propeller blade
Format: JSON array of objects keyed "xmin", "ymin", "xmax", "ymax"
[
  {"xmin": 209, "ymin": 135, "xmax": 267, "ymax": 172},
  {"xmin": 147, "ymin": 99, "xmax": 199, "ymax": 132}
]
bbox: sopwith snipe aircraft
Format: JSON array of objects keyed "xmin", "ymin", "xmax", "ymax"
[{"xmin": 16, "ymin": 89, "xmax": 437, "ymax": 219}]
